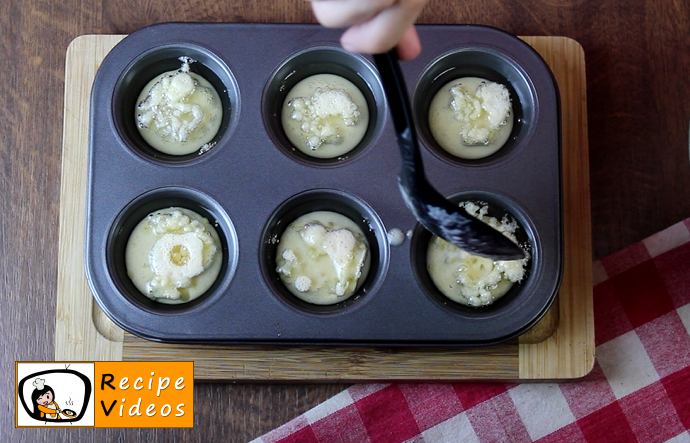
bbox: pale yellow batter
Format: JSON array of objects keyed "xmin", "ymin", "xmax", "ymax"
[
  {"xmin": 135, "ymin": 57, "xmax": 223, "ymax": 156},
  {"xmin": 428, "ymin": 77, "xmax": 513, "ymax": 160},
  {"xmin": 426, "ymin": 202, "xmax": 528, "ymax": 307},
  {"xmin": 275, "ymin": 211, "xmax": 370, "ymax": 305},
  {"xmin": 282, "ymin": 74, "xmax": 369, "ymax": 159},
  {"xmin": 125, "ymin": 207, "xmax": 222, "ymax": 304}
]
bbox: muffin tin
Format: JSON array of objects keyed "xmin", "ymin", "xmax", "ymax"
[{"xmin": 85, "ymin": 23, "xmax": 562, "ymax": 346}]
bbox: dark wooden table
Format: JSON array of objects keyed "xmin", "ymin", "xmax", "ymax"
[{"xmin": 3, "ymin": 0, "xmax": 689, "ymax": 441}]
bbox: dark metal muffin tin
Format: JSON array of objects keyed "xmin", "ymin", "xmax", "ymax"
[{"xmin": 86, "ymin": 23, "xmax": 562, "ymax": 346}]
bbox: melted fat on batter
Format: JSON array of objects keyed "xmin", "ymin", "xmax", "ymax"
[
  {"xmin": 282, "ymin": 74, "xmax": 369, "ymax": 159},
  {"xmin": 428, "ymin": 77, "xmax": 513, "ymax": 160},
  {"xmin": 125, "ymin": 207, "xmax": 223, "ymax": 304},
  {"xmin": 275, "ymin": 211, "xmax": 370, "ymax": 305}
]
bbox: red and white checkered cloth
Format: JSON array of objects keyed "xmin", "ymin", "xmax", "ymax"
[{"xmin": 253, "ymin": 219, "xmax": 690, "ymax": 443}]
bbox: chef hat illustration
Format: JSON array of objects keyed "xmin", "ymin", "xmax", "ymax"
[{"xmin": 32, "ymin": 378, "xmax": 45, "ymax": 390}]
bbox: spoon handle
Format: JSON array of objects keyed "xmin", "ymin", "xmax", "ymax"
[{"xmin": 373, "ymin": 51, "xmax": 423, "ymax": 171}]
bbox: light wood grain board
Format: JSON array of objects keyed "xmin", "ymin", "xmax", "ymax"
[{"xmin": 56, "ymin": 34, "xmax": 593, "ymax": 380}]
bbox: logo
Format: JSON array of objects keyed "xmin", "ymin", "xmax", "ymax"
[
  {"xmin": 16, "ymin": 363, "xmax": 95, "ymax": 427},
  {"xmin": 16, "ymin": 361, "xmax": 193, "ymax": 428}
]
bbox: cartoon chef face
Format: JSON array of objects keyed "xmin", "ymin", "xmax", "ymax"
[{"xmin": 36, "ymin": 391, "xmax": 53, "ymax": 405}]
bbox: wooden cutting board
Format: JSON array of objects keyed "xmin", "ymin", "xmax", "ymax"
[{"xmin": 56, "ymin": 34, "xmax": 593, "ymax": 381}]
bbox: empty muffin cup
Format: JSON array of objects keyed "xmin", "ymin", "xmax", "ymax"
[
  {"xmin": 263, "ymin": 47, "xmax": 385, "ymax": 166},
  {"xmin": 112, "ymin": 44, "xmax": 239, "ymax": 163},
  {"xmin": 106, "ymin": 187, "xmax": 237, "ymax": 314},
  {"xmin": 413, "ymin": 48, "xmax": 537, "ymax": 166},
  {"xmin": 260, "ymin": 189, "xmax": 389, "ymax": 314},
  {"xmin": 410, "ymin": 191, "xmax": 535, "ymax": 315}
]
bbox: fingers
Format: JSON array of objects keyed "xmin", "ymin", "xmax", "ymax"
[
  {"xmin": 310, "ymin": 0, "xmax": 427, "ymax": 58},
  {"xmin": 310, "ymin": 0, "xmax": 397, "ymax": 28},
  {"xmin": 394, "ymin": 26, "xmax": 422, "ymax": 60},
  {"xmin": 339, "ymin": 0, "xmax": 424, "ymax": 56}
]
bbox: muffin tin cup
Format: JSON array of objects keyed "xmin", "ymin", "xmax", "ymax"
[
  {"xmin": 262, "ymin": 47, "xmax": 386, "ymax": 166},
  {"xmin": 86, "ymin": 23, "xmax": 562, "ymax": 346},
  {"xmin": 259, "ymin": 188, "xmax": 389, "ymax": 316},
  {"xmin": 410, "ymin": 190, "xmax": 553, "ymax": 336},
  {"xmin": 413, "ymin": 47, "xmax": 534, "ymax": 166},
  {"xmin": 103, "ymin": 187, "xmax": 238, "ymax": 315},
  {"xmin": 112, "ymin": 43, "xmax": 240, "ymax": 165}
]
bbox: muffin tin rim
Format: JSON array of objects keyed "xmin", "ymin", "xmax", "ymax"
[{"xmin": 85, "ymin": 22, "xmax": 562, "ymax": 346}]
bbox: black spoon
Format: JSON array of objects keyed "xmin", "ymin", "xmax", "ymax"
[{"xmin": 373, "ymin": 50, "xmax": 526, "ymax": 261}]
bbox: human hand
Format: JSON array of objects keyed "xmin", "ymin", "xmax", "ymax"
[{"xmin": 309, "ymin": 0, "xmax": 428, "ymax": 60}]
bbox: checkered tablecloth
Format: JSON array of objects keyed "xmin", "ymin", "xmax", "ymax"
[{"xmin": 252, "ymin": 218, "xmax": 690, "ymax": 443}]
